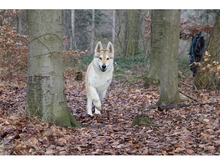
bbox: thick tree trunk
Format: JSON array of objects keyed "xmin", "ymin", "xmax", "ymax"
[
  {"xmin": 26, "ymin": 10, "xmax": 80, "ymax": 127},
  {"xmin": 194, "ymin": 11, "xmax": 220, "ymax": 89},
  {"xmin": 146, "ymin": 10, "xmax": 180, "ymax": 105},
  {"xmin": 157, "ymin": 10, "xmax": 181, "ymax": 105}
]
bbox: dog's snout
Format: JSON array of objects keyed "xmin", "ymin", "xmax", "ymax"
[{"xmin": 102, "ymin": 65, "xmax": 106, "ymax": 69}]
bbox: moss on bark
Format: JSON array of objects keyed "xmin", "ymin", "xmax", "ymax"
[{"xmin": 54, "ymin": 105, "xmax": 81, "ymax": 127}]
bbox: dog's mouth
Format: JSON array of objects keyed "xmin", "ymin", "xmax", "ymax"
[{"xmin": 99, "ymin": 66, "xmax": 107, "ymax": 72}]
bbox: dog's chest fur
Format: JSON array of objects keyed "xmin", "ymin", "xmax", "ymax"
[{"xmin": 88, "ymin": 63, "xmax": 113, "ymax": 92}]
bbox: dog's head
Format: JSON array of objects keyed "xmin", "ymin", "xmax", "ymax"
[{"xmin": 94, "ymin": 41, "xmax": 114, "ymax": 72}]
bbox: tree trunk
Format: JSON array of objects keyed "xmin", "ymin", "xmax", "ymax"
[
  {"xmin": 62, "ymin": 9, "xmax": 71, "ymax": 51},
  {"xmin": 70, "ymin": 9, "xmax": 75, "ymax": 50},
  {"xmin": 91, "ymin": 9, "xmax": 95, "ymax": 53},
  {"xmin": 145, "ymin": 10, "xmax": 180, "ymax": 105},
  {"xmin": 17, "ymin": 10, "xmax": 27, "ymax": 35},
  {"xmin": 157, "ymin": 10, "xmax": 181, "ymax": 105},
  {"xmin": 26, "ymin": 10, "xmax": 80, "ymax": 127},
  {"xmin": 194, "ymin": 11, "xmax": 220, "ymax": 89},
  {"xmin": 145, "ymin": 10, "xmax": 163, "ymax": 84},
  {"xmin": 124, "ymin": 10, "xmax": 141, "ymax": 56},
  {"xmin": 112, "ymin": 10, "xmax": 115, "ymax": 44}
]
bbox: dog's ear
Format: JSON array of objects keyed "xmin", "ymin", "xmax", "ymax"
[
  {"xmin": 106, "ymin": 42, "xmax": 114, "ymax": 56},
  {"xmin": 95, "ymin": 41, "xmax": 103, "ymax": 54}
]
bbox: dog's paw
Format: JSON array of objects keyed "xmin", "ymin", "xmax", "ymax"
[
  {"xmin": 87, "ymin": 112, "xmax": 93, "ymax": 116},
  {"xmin": 93, "ymin": 101, "xmax": 101, "ymax": 111},
  {"xmin": 94, "ymin": 108, "xmax": 101, "ymax": 115}
]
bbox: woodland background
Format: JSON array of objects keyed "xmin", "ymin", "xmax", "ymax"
[
  {"xmin": 0, "ymin": 9, "xmax": 220, "ymax": 155},
  {"xmin": 0, "ymin": 9, "xmax": 218, "ymax": 81}
]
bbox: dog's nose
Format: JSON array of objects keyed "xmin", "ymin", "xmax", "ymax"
[{"xmin": 102, "ymin": 65, "xmax": 106, "ymax": 69}]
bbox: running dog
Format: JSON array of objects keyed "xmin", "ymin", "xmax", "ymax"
[{"xmin": 85, "ymin": 41, "xmax": 114, "ymax": 116}]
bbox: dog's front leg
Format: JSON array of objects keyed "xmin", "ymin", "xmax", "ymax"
[
  {"xmin": 89, "ymin": 85, "xmax": 101, "ymax": 115},
  {"xmin": 86, "ymin": 93, "xmax": 93, "ymax": 116},
  {"xmin": 99, "ymin": 89, "xmax": 107, "ymax": 101}
]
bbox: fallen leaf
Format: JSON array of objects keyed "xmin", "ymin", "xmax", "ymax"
[{"xmin": 186, "ymin": 149, "xmax": 194, "ymax": 154}]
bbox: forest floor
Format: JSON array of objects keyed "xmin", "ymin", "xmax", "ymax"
[{"xmin": 0, "ymin": 70, "xmax": 220, "ymax": 155}]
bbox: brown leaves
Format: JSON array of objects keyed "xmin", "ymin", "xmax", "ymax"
[
  {"xmin": 64, "ymin": 77, "xmax": 220, "ymax": 155},
  {"xmin": 202, "ymin": 51, "xmax": 220, "ymax": 79},
  {"xmin": 0, "ymin": 10, "xmax": 28, "ymax": 81},
  {"xmin": 1, "ymin": 72, "xmax": 220, "ymax": 155}
]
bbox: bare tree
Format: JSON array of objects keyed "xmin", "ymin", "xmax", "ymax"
[
  {"xmin": 112, "ymin": 10, "xmax": 115, "ymax": 44},
  {"xmin": 16, "ymin": 10, "xmax": 27, "ymax": 34},
  {"xmin": 124, "ymin": 10, "xmax": 141, "ymax": 56},
  {"xmin": 70, "ymin": 9, "xmax": 75, "ymax": 50},
  {"xmin": 91, "ymin": 9, "xmax": 95, "ymax": 53},
  {"xmin": 26, "ymin": 10, "xmax": 80, "ymax": 127},
  {"xmin": 146, "ymin": 10, "xmax": 181, "ymax": 106}
]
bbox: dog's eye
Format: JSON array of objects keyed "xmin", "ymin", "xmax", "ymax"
[
  {"xmin": 106, "ymin": 58, "xmax": 110, "ymax": 60},
  {"xmin": 99, "ymin": 57, "xmax": 102, "ymax": 60}
]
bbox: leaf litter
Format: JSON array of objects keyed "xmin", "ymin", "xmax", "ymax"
[{"xmin": 0, "ymin": 72, "xmax": 220, "ymax": 155}]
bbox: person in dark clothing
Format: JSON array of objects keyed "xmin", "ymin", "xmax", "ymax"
[{"xmin": 188, "ymin": 31, "xmax": 205, "ymax": 77}]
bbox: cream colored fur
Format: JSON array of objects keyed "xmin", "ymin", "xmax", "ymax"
[{"xmin": 85, "ymin": 41, "xmax": 114, "ymax": 116}]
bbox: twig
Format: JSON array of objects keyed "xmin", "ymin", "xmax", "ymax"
[
  {"xmin": 179, "ymin": 90, "xmax": 198, "ymax": 102},
  {"xmin": 147, "ymin": 102, "xmax": 218, "ymax": 111},
  {"xmin": 179, "ymin": 80, "xmax": 198, "ymax": 91},
  {"xmin": 179, "ymin": 80, "xmax": 192, "ymax": 88},
  {"xmin": 158, "ymin": 102, "xmax": 217, "ymax": 111}
]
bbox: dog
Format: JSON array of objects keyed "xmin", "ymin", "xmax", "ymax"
[{"xmin": 85, "ymin": 41, "xmax": 114, "ymax": 116}]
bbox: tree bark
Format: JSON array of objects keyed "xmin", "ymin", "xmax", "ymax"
[
  {"xmin": 62, "ymin": 10, "xmax": 71, "ymax": 51},
  {"xmin": 17, "ymin": 10, "xmax": 27, "ymax": 35},
  {"xmin": 91, "ymin": 9, "xmax": 95, "ymax": 53},
  {"xmin": 112, "ymin": 10, "xmax": 115, "ymax": 44},
  {"xmin": 146, "ymin": 10, "xmax": 181, "ymax": 105},
  {"xmin": 145, "ymin": 10, "xmax": 163, "ymax": 83},
  {"xmin": 70, "ymin": 9, "xmax": 75, "ymax": 50},
  {"xmin": 194, "ymin": 11, "xmax": 220, "ymax": 89},
  {"xmin": 124, "ymin": 10, "xmax": 141, "ymax": 56},
  {"xmin": 26, "ymin": 10, "xmax": 80, "ymax": 127},
  {"xmin": 157, "ymin": 10, "xmax": 181, "ymax": 105}
]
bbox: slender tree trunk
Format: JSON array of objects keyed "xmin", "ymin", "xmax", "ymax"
[
  {"xmin": 70, "ymin": 9, "xmax": 75, "ymax": 50},
  {"xmin": 145, "ymin": 10, "xmax": 163, "ymax": 83},
  {"xmin": 17, "ymin": 10, "xmax": 27, "ymax": 34},
  {"xmin": 17, "ymin": 10, "xmax": 23, "ymax": 34},
  {"xmin": 124, "ymin": 10, "xmax": 141, "ymax": 56},
  {"xmin": 26, "ymin": 10, "xmax": 80, "ymax": 127},
  {"xmin": 112, "ymin": 10, "xmax": 115, "ymax": 43},
  {"xmin": 91, "ymin": 9, "xmax": 95, "ymax": 53},
  {"xmin": 194, "ymin": 11, "xmax": 220, "ymax": 89},
  {"xmin": 62, "ymin": 9, "xmax": 71, "ymax": 51}
]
